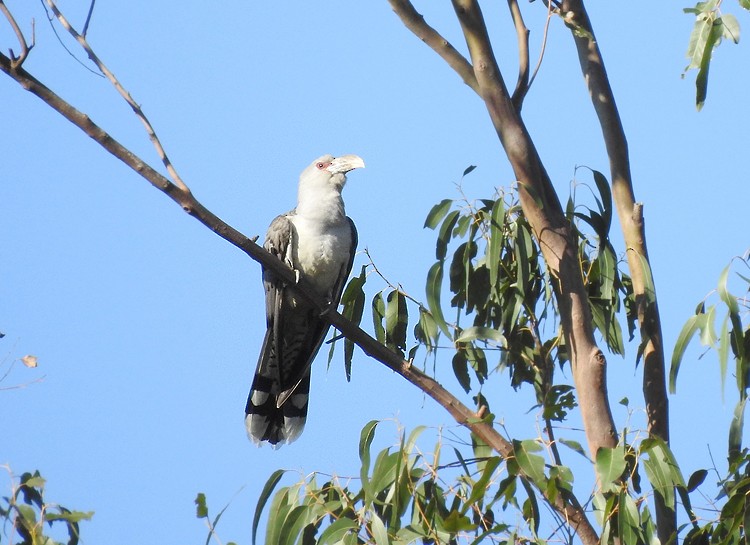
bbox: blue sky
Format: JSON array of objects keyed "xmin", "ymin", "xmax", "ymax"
[{"xmin": 2, "ymin": 1, "xmax": 749, "ymax": 543}]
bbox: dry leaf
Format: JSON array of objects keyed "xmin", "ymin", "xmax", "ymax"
[{"xmin": 21, "ymin": 355, "xmax": 38, "ymax": 368}]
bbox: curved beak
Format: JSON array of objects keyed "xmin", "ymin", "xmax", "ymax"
[{"xmin": 327, "ymin": 154, "xmax": 365, "ymax": 174}]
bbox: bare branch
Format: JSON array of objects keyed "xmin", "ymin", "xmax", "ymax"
[
  {"xmin": 0, "ymin": 0, "xmax": 33, "ymax": 67},
  {"xmin": 560, "ymin": 1, "xmax": 672, "ymax": 538},
  {"xmin": 387, "ymin": 0, "xmax": 480, "ymax": 95},
  {"xmin": 43, "ymin": 0, "xmax": 190, "ymax": 193},
  {"xmin": 526, "ymin": 0, "xmax": 554, "ymax": 95},
  {"xmin": 507, "ymin": 0, "xmax": 529, "ymax": 110},
  {"xmin": 82, "ymin": 0, "xmax": 95, "ymax": 37}
]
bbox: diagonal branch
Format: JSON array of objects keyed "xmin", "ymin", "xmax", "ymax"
[{"xmin": 387, "ymin": 0, "xmax": 479, "ymax": 94}]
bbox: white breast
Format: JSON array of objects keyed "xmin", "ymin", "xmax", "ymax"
[{"xmin": 291, "ymin": 216, "xmax": 352, "ymax": 297}]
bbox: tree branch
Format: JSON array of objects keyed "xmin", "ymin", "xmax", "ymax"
[
  {"xmin": 43, "ymin": 0, "xmax": 189, "ymax": 193},
  {"xmin": 507, "ymin": 0, "xmax": 530, "ymax": 110},
  {"xmin": 560, "ymin": 0, "xmax": 673, "ymax": 540},
  {"xmin": 0, "ymin": 0, "xmax": 33, "ymax": 67},
  {"xmin": 387, "ymin": 0, "xmax": 480, "ymax": 95}
]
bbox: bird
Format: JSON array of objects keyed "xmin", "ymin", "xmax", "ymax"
[{"xmin": 245, "ymin": 154, "xmax": 364, "ymax": 446}]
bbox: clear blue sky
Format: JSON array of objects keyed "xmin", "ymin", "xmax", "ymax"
[{"xmin": 2, "ymin": 1, "xmax": 748, "ymax": 543}]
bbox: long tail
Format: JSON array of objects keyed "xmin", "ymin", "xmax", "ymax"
[{"xmin": 245, "ymin": 365, "xmax": 310, "ymax": 447}]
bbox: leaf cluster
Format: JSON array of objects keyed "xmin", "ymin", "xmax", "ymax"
[
  {"xmin": 0, "ymin": 469, "xmax": 93, "ymax": 545},
  {"xmin": 253, "ymin": 421, "xmax": 564, "ymax": 545},
  {"xmin": 683, "ymin": 0, "xmax": 748, "ymax": 109}
]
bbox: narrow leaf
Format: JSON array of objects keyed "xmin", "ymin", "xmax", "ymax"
[
  {"xmin": 729, "ymin": 398, "xmax": 747, "ymax": 462},
  {"xmin": 487, "ymin": 198, "xmax": 505, "ymax": 288},
  {"xmin": 318, "ymin": 518, "xmax": 357, "ymax": 545},
  {"xmin": 513, "ymin": 439, "xmax": 546, "ymax": 486},
  {"xmin": 371, "ymin": 292, "xmax": 386, "ymax": 344},
  {"xmin": 252, "ymin": 470, "xmax": 287, "ymax": 545},
  {"xmin": 359, "ymin": 420, "xmax": 379, "ymax": 495},
  {"xmin": 370, "ymin": 513, "xmax": 390, "ymax": 545},
  {"xmin": 687, "ymin": 469, "xmax": 708, "ymax": 492},
  {"xmin": 424, "ymin": 199, "xmax": 453, "ymax": 229},
  {"xmin": 670, "ymin": 314, "xmax": 701, "ymax": 393},
  {"xmin": 385, "ymin": 290, "xmax": 408, "ymax": 353},
  {"xmin": 436, "ymin": 210, "xmax": 460, "ymax": 260},
  {"xmin": 454, "ymin": 326, "xmax": 506, "ymax": 346},
  {"xmin": 595, "ymin": 446, "xmax": 627, "ymax": 492},
  {"xmin": 721, "ymin": 14, "xmax": 740, "ymax": 43},
  {"xmin": 426, "ymin": 261, "xmax": 451, "ymax": 337}
]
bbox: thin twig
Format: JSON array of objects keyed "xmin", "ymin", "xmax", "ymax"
[
  {"xmin": 0, "ymin": 0, "xmax": 32, "ymax": 67},
  {"xmin": 44, "ymin": 0, "xmax": 190, "ymax": 193},
  {"xmin": 527, "ymin": 0, "xmax": 554, "ymax": 93},
  {"xmin": 39, "ymin": 0, "xmax": 101, "ymax": 76},
  {"xmin": 507, "ymin": 0, "xmax": 530, "ymax": 110},
  {"xmin": 82, "ymin": 0, "xmax": 95, "ymax": 37}
]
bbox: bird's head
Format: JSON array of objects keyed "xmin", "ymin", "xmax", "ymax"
[{"xmin": 299, "ymin": 154, "xmax": 365, "ymax": 194}]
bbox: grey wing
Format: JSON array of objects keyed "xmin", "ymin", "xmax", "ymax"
[{"xmin": 262, "ymin": 213, "xmax": 296, "ymax": 326}]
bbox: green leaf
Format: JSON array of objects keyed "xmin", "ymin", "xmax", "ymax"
[
  {"xmin": 452, "ymin": 351, "xmax": 471, "ymax": 393},
  {"xmin": 252, "ymin": 470, "xmax": 287, "ymax": 545},
  {"xmin": 463, "ymin": 164, "xmax": 477, "ymax": 177},
  {"xmin": 559, "ymin": 438, "xmax": 590, "ymax": 460},
  {"xmin": 729, "ymin": 397, "xmax": 747, "ymax": 462},
  {"xmin": 696, "ymin": 17, "xmax": 723, "ymax": 110},
  {"xmin": 487, "ymin": 198, "xmax": 505, "ymax": 289},
  {"xmin": 370, "ymin": 512, "xmax": 390, "ymax": 545},
  {"xmin": 195, "ymin": 493, "xmax": 208, "ymax": 519},
  {"xmin": 359, "ymin": 420, "xmax": 379, "ymax": 497},
  {"xmin": 454, "ymin": 326, "xmax": 506, "ymax": 346},
  {"xmin": 426, "ymin": 261, "xmax": 451, "ymax": 337},
  {"xmin": 372, "ymin": 292, "xmax": 386, "ymax": 344},
  {"xmin": 670, "ymin": 314, "xmax": 701, "ymax": 393},
  {"xmin": 278, "ymin": 504, "xmax": 311, "ymax": 545},
  {"xmin": 718, "ymin": 264, "xmax": 745, "ymax": 360},
  {"xmin": 415, "ymin": 308, "xmax": 439, "ymax": 351},
  {"xmin": 436, "ymin": 210, "xmax": 460, "ymax": 260},
  {"xmin": 618, "ymin": 492, "xmax": 642, "ymax": 545},
  {"xmin": 687, "ymin": 469, "xmax": 708, "ymax": 492},
  {"xmin": 686, "ymin": 9, "xmax": 716, "ymax": 70},
  {"xmin": 513, "ymin": 439, "xmax": 546, "ymax": 486},
  {"xmin": 595, "ymin": 445, "xmax": 627, "ymax": 492},
  {"xmin": 385, "ymin": 290, "xmax": 408, "ymax": 353},
  {"xmin": 461, "ymin": 457, "xmax": 501, "ymax": 515},
  {"xmin": 740, "ymin": 0, "xmax": 750, "ymax": 10},
  {"xmin": 591, "ymin": 169, "xmax": 612, "ymax": 234},
  {"xmin": 318, "ymin": 517, "xmax": 357, "ymax": 545},
  {"xmin": 341, "ymin": 265, "xmax": 367, "ymax": 380},
  {"xmin": 424, "ymin": 199, "xmax": 453, "ymax": 229},
  {"xmin": 641, "ymin": 437, "xmax": 685, "ymax": 510},
  {"xmin": 721, "ymin": 13, "xmax": 740, "ymax": 43},
  {"xmin": 24, "ymin": 476, "xmax": 46, "ymax": 489},
  {"xmin": 44, "ymin": 510, "xmax": 94, "ymax": 524},
  {"xmin": 719, "ymin": 315, "xmax": 730, "ymax": 394},
  {"xmin": 443, "ymin": 510, "xmax": 476, "ymax": 533}
]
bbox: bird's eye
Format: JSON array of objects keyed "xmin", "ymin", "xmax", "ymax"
[{"xmin": 316, "ymin": 162, "xmax": 325, "ymax": 170}]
